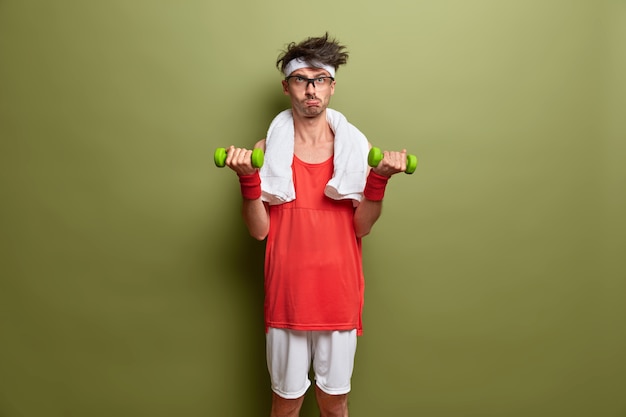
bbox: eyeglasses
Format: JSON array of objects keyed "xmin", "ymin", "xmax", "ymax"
[{"xmin": 285, "ymin": 76, "xmax": 335, "ymax": 89}]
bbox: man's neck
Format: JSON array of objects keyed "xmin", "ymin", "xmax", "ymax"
[
  {"xmin": 293, "ymin": 109, "xmax": 332, "ymax": 145},
  {"xmin": 292, "ymin": 109, "xmax": 334, "ymax": 163}
]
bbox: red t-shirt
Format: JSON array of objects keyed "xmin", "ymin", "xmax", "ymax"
[{"xmin": 264, "ymin": 156, "xmax": 365, "ymax": 335}]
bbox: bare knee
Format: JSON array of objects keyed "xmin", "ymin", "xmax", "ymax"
[
  {"xmin": 315, "ymin": 386, "xmax": 349, "ymax": 417},
  {"xmin": 271, "ymin": 392, "xmax": 304, "ymax": 417}
]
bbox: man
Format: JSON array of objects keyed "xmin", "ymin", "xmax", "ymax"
[{"xmin": 224, "ymin": 33, "xmax": 407, "ymax": 417}]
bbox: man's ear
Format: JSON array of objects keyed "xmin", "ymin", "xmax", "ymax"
[{"xmin": 281, "ymin": 80, "xmax": 290, "ymax": 95}]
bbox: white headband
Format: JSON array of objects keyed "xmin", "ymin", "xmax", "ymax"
[{"xmin": 283, "ymin": 57, "xmax": 336, "ymax": 78}]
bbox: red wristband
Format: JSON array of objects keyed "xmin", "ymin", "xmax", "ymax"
[
  {"xmin": 238, "ymin": 171, "xmax": 261, "ymax": 200},
  {"xmin": 363, "ymin": 170, "xmax": 389, "ymax": 201}
]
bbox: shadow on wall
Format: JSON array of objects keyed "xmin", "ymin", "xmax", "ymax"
[
  {"xmin": 204, "ymin": 85, "xmax": 323, "ymax": 414},
  {"xmin": 206, "ymin": 185, "xmax": 270, "ymax": 410}
]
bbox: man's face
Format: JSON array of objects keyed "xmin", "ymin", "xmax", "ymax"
[{"xmin": 282, "ymin": 67, "xmax": 335, "ymax": 118}]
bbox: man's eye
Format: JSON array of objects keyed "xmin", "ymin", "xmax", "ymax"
[
  {"xmin": 316, "ymin": 78, "xmax": 325, "ymax": 83},
  {"xmin": 295, "ymin": 77, "xmax": 305, "ymax": 83}
]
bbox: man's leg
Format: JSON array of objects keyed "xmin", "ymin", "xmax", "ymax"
[
  {"xmin": 267, "ymin": 328, "xmax": 312, "ymax": 417},
  {"xmin": 270, "ymin": 392, "xmax": 305, "ymax": 417},
  {"xmin": 315, "ymin": 386, "xmax": 348, "ymax": 417},
  {"xmin": 311, "ymin": 330, "xmax": 357, "ymax": 417}
]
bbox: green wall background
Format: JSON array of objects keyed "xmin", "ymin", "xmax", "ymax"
[{"xmin": 1, "ymin": 1, "xmax": 625, "ymax": 416}]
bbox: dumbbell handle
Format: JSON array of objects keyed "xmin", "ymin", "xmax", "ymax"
[
  {"xmin": 368, "ymin": 147, "xmax": 418, "ymax": 175},
  {"xmin": 214, "ymin": 147, "xmax": 264, "ymax": 169}
]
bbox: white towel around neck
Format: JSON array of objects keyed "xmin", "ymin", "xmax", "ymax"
[{"xmin": 259, "ymin": 108, "xmax": 369, "ymax": 205}]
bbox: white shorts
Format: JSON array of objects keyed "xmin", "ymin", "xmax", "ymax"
[{"xmin": 266, "ymin": 327, "xmax": 357, "ymax": 399}]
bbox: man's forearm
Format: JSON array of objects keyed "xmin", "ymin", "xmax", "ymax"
[
  {"xmin": 242, "ymin": 198, "xmax": 270, "ymax": 240},
  {"xmin": 353, "ymin": 198, "xmax": 382, "ymax": 238}
]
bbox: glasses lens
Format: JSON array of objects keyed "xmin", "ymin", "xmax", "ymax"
[
  {"xmin": 288, "ymin": 76, "xmax": 333, "ymax": 88},
  {"xmin": 315, "ymin": 77, "xmax": 331, "ymax": 87}
]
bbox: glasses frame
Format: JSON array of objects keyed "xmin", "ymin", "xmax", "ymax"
[{"xmin": 284, "ymin": 75, "xmax": 335, "ymax": 89}]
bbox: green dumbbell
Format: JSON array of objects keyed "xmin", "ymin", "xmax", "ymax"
[
  {"xmin": 368, "ymin": 147, "xmax": 418, "ymax": 175},
  {"xmin": 214, "ymin": 147, "xmax": 264, "ymax": 169}
]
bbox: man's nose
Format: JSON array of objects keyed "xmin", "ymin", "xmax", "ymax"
[{"xmin": 305, "ymin": 80, "xmax": 316, "ymax": 93}]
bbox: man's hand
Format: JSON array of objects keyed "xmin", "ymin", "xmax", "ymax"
[
  {"xmin": 371, "ymin": 149, "xmax": 407, "ymax": 177},
  {"xmin": 225, "ymin": 146, "xmax": 259, "ymax": 176}
]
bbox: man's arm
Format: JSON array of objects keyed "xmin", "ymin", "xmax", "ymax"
[
  {"xmin": 354, "ymin": 198, "xmax": 383, "ymax": 238},
  {"xmin": 242, "ymin": 198, "xmax": 270, "ymax": 241},
  {"xmin": 353, "ymin": 149, "xmax": 407, "ymax": 238},
  {"xmin": 225, "ymin": 140, "xmax": 270, "ymax": 241}
]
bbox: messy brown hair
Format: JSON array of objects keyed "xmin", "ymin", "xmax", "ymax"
[{"xmin": 276, "ymin": 32, "xmax": 349, "ymax": 75}]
